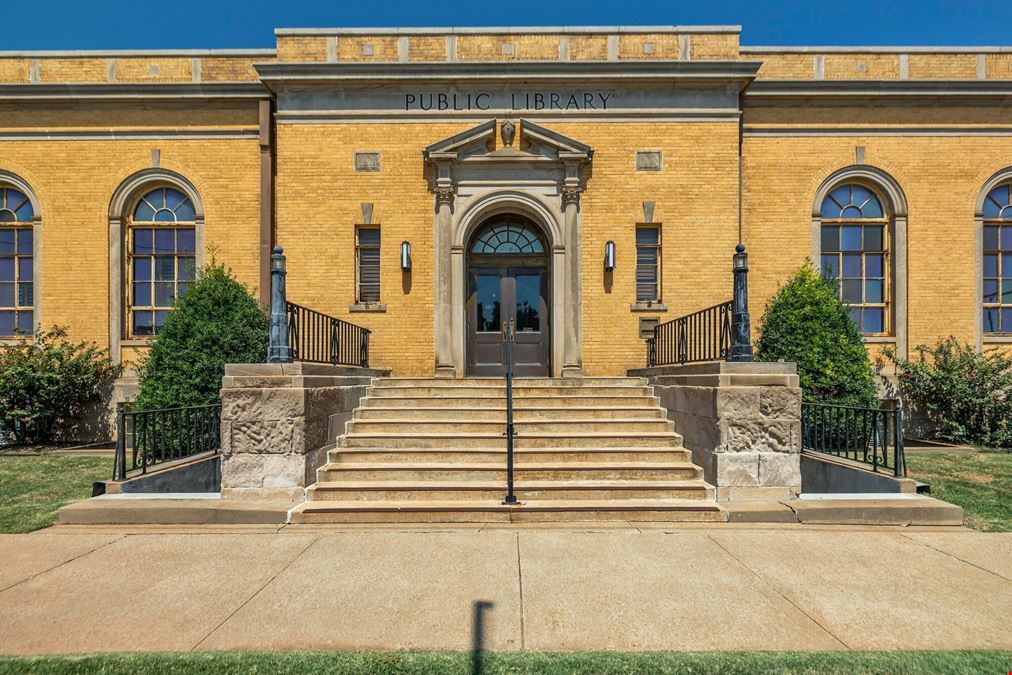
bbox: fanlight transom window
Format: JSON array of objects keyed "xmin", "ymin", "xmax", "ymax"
[
  {"xmin": 132, "ymin": 187, "xmax": 196, "ymax": 223},
  {"xmin": 0, "ymin": 188, "xmax": 34, "ymax": 223},
  {"xmin": 471, "ymin": 219, "xmax": 545, "ymax": 254},
  {"xmin": 819, "ymin": 183, "xmax": 889, "ymax": 335},
  {"xmin": 983, "ymin": 183, "xmax": 1012, "ymax": 334}
]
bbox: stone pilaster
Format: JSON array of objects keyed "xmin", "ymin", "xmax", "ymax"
[
  {"xmin": 561, "ymin": 183, "xmax": 583, "ymax": 377},
  {"xmin": 433, "ymin": 184, "xmax": 455, "ymax": 376},
  {"xmin": 219, "ymin": 362, "xmax": 388, "ymax": 501},
  {"xmin": 630, "ymin": 361, "xmax": 802, "ymax": 501}
]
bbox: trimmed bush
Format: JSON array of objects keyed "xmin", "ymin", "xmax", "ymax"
[
  {"xmin": 885, "ymin": 338, "xmax": 1012, "ymax": 449},
  {"xmin": 133, "ymin": 261, "xmax": 268, "ymax": 411},
  {"xmin": 0, "ymin": 327, "xmax": 117, "ymax": 444},
  {"xmin": 755, "ymin": 263, "xmax": 878, "ymax": 407}
]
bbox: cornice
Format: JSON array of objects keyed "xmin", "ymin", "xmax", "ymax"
[
  {"xmin": 745, "ymin": 79, "xmax": 1012, "ymax": 105},
  {"xmin": 0, "ymin": 82, "xmax": 270, "ymax": 102},
  {"xmin": 255, "ymin": 60, "xmax": 762, "ymax": 90}
]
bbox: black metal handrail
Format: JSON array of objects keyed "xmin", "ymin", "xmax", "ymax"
[
  {"xmin": 801, "ymin": 401, "xmax": 906, "ymax": 477},
  {"xmin": 113, "ymin": 403, "xmax": 221, "ymax": 480},
  {"xmin": 502, "ymin": 318, "xmax": 517, "ymax": 504},
  {"xmin": 646, "ymin": 300, "xmax": 732, "ymax": 367},
  {"xmin": 287, "ymin": 301, "xmax": 371, "ymax": 367}
]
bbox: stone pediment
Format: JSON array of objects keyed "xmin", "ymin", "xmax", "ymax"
[{"xmin": 423, "ymin": 119, "xmax": 593, "ymax": 165}]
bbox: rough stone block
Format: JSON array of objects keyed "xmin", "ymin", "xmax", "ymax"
[
  {"xmin": 230, "ymin": 419, "xmax": 296, "ymax": 455},
  {"xmin": 715, "ymin": 452, "xmax": 760, "ymax": 487},
  {"xmin": 765, "ymin": 419, "xmax": 801, "ymax": 454},
  {"xmin": 720, "ymin": 416, "xmax": 764, "ymax": 453},
  {"xmin": 221, "ymin": 388, "xmax": 307, "ymax": 422},
  {"xmin": 221, "ymin": 452, "xmax": 307, "ymax": 489},
  {"xmin": 715, "ymin": 387, "xmax": 760, "ymax": 419},
  {"xmin": 759, "ymin": 387, "xmax": 802, "ymax": 419},
  {"xmin": 758, "ymin": 452, "xmax": 802, "ymax": 488}
]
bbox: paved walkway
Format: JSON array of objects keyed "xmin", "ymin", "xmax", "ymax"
[{"xmin": 0, "ymin": 524, "xmax": 1009, "ymax": 655}]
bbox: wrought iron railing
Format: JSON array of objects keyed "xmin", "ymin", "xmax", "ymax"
[
  {"xmin": 287, "ymin": 301, "xmax": 371, "ymax": 367},
  {"xmin": 502, "ymin": 319, "xmax": 517, "ymax": 505},
  {"xmin": 801, "ymin": 401, "xmax": 906, "ymax": 476},
  {"xmin": 646, "ymin": 300, "xmax": 732, "ymax": 367},
  {"xmin": 113, "ymin": 403, "xmax": 221, "ymax": 480}
]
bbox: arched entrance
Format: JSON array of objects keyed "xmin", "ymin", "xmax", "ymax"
[{"xmin": 466, "ymin": 214, "xmax": 550, "ymax": 376}]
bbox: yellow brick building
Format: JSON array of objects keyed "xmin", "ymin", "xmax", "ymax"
[{"xmin": 1, "ymin": 26, "xmax": 1010, "ymax": 403}]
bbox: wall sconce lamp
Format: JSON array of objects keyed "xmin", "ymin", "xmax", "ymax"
[
  {"xmin": 400, "ymin": 241, "xmax": 412, "ymax": 271},
  {"xmin": 604, "ymin": 240, "xmax": 616, "ymax": 271}
]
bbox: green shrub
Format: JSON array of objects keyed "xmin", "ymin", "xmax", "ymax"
[
  {"xmin": 133, "ymin": 261, "xmax": 268, "ymax": 411},
  {"xmin": 885, "ymin": 338, "xmax": 1012, "ymax": 449},
  {"xmin": 755, "ymin": 263, "xmax": 878, "ymax": 407},
  {"xmin": 0, "ymin": 327, "xmax": 117, "ymax": 444}
]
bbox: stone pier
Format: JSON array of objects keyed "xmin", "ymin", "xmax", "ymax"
[
  {"xmin": 630, "ymin": 362, "xmax": 802, "ymax": 501},
  {"xmin": 219, "ymin": 363, "xmax": 388, "ymax": 501}
]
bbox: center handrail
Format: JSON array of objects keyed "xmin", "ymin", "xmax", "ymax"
[{"xmin": 502, "ymin": 318, "xmax": 517, "ymax": 504}]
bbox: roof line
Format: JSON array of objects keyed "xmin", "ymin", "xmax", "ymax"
[
  {"xmin": 741, "ymin": 45, "xmax": 1012, "ymax": 54},
  {"xmin": 274, "ymin": 25, "xmax": 742, "ymax": 36},
  {"xmin": 0, "ymin": 49, "xmax": 276, "ymax": 58}
]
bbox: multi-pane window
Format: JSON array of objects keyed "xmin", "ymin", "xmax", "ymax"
[
  {"xmin": 636, "ymin": 225, "xmax": 661, "ymax": 302},
  {"xmin": 356, "ymin": 227, "xmax": 381, "ymax": 303},
  {"xmin": 127, "ymin": 188, "xmax": 196, "ymax": 337},
  {"xmin": 820, "ymin": 184, "xmax": 889, "ymax": 334},
  {"xmin": 983, "ymin": 183, "xmax": 1012, "ymax": 335},
  {"xmin": 0, "ymin": 188, "xmax": 34, "ymax": 337}
]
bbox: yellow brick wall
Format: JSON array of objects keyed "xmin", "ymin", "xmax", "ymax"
[
  {"xmin": 277, "ymin": 36, "xmax": 328, "ymax": 62},
  {"xmin": 743, "ymin": 113, "xmax": 1012, "ymax": 355},
  {"xmin": 338, "ymin": 36, "xmax": 399, "ymax": 61},
  {"xmin": 752, "ymin": 54, "xmax": 813, "ymax": 79},
  {"xmin": 455, "ymin": 35, "xmax": 560, "ymax": 61},
  {"xmin": 408, "ymin": 36, "xmax": 447, "ymax": 62},
  {"xmin": 824, "ymin": 54, "xmax": 900, "ymax": 80},
  {"xmin": 39, "ymin": 58, "xmax": 108, "ymax": 82},
  {"xmin": 0, "ymin": 58, "xmax": 30, "ymax": 83},
  {"xmin": 0, "ymin": 106, "xmax": 262, "ymax": 365},
  {"xmin": 690, "ymin": 34, "xmax": 740, "ymax": 60},
  {"xmin": 112, "ymin": 57, "xmax": 193, "ymax": 82},
  {"xmin": 618, "ymin": 34, "xmax": 681, "ymax": 60},
  {"xmin": 568, "ymin": 35, "xmax": 609, "ymax": 61},
  {"xmin": 987, "ymin": 54, "xmax": 1012, "ymax": 79},
  {"xmin": 908, "ymin": 54, "xmax": 977, "ymax": 79},
  {"xmin": 274, "ymin": 120, "xmax": 739, "ymax": 376}
]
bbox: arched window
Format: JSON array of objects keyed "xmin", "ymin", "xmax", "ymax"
[
  {"xmin": 0, "ymin": 186, "xmax": 35, "ymax": 337},
  {"xmin": 471, "ymin": 218, "xmax": 545, "ymax": 254},
  {"xmin": 819, "ymin": 183, "xmax": 889, "ymax": 334},
  {"xmin": 127, "ymin": 187, "xmax": 197, "ymax": 336},
  {"xmin": 983, "ymin": 182, "xmax": 1012, "ymax": 335}
]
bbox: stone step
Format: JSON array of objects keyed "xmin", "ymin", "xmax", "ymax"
[
  {"xmin": 317, "ymin": 461, "xmax": 703, "ymax": 482},
  {"xmin": 305, "ymin": 479, "xmax": 714, "ymax": 502},
  {"xmin": 373, "ymin": 377, "xmax": 647, "ymax": 388},
  {"xmin": 289, "ymin": 499, "xmax": 726, "ymax": 523},
  {"xmin": 367, "ymin": 385, "xmax": 654, "ymax": 398},
  {"xmin": 344, "ymin": 418, "xmax": 676, "ymax": 435},
  {"xmin": 339, "ymin": 432, "xmax": 683, "ymax": 449},
  {"xmin": 359, "ymin": 395, "xmax": 662, "ymax": 408},
  {"xmin": 327, "ymin": 447, "xmax": 694, "ymax": 464},
  {"xmin": 353, "ymin": 406, "xmax": 667, "ymax": 421}
]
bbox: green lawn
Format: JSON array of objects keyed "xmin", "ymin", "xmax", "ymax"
[
  {"xmin": 0, "ymin": 455, "xmax": 109, "ymax": 533},
  {"xmin": 0, "ymin": 651, "xmax": 1007, "ymax": 675},
  {"xmin": 905, "ymin": 451, "xmax": 1012, "ymax": 532}
]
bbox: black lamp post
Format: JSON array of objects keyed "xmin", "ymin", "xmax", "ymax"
[
  {"xmin": 267, "ymin": 245, "xmax": 293, "ymax": 363},
  {"xmin": 730, "ymin": 243, "xmax": 753, "ymax": 362}
]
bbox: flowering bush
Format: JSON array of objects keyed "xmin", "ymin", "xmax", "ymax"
[{"xmin": 885, "ymin": 338, "xmax": 1012, "ymax": 449}]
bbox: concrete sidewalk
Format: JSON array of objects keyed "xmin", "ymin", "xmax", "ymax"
[{"xmin": 0, "ymin": 524, "xmax": 1009, "ymax": 655}]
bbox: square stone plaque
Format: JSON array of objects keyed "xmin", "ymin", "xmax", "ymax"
[
  {"xmin": 354, "ymin": 152, "xmax": 381, "ymax": 172},
  {"xmin": 636, "ymin": 151, "xmax": 662, "ymax": 171}
]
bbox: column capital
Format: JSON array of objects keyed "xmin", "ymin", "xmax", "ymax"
[
  {"xmin": 434, "ymin": 185, "xmax": 455, "ymax": 206},
  {"xmin": 560, "ymin": 185, "xmax": 581, "ymax": 206}
]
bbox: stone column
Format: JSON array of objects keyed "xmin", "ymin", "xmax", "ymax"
[
  {"xmin": 561, "ymin": 185, "xmax": 583, "ymax": 377},
  {"xmin": 434, "ymin": 185, "xmax": 455, "ymax": 377}
]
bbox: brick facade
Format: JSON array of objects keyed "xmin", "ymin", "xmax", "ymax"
[{"xmin": 0, "ymin": 25, "xmax": 1009, "ymax": 391}]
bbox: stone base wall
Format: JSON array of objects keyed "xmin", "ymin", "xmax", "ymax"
[
  {"xmin": 219, "ymin": 363, "xmax": 388, "ymax": 501},
  {"xmin": 630, "ymin": 362, "xmax": 802, "ymax": 502}
]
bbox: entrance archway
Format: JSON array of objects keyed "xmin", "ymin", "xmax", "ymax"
[{"xmin": 466, "ymin": 215, "xmax": 550, "ymax": 376}]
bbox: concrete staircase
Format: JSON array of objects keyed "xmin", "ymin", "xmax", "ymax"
[{"xmin": 288, "ymin": 376, "xmax": 724, "ymax": 523}]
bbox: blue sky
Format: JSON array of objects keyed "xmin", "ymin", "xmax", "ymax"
[{"xmin": 6, "ymin": 0, "xmax": 1011, "ymax": 50}]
